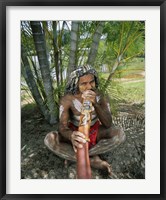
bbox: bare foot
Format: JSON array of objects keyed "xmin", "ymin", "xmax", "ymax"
[{"xmin": 90, "ymin": 155, "xmax": 112, "ymax": 176}]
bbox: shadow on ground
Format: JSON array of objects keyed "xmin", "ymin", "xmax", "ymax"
[{"xmin": 21, "ymin": 103, "xmax": 145, "ymax": 179}]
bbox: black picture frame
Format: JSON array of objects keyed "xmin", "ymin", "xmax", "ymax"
[{"xmin": 0, "ymin": 0, "xmax": 165, "ymax": 199}]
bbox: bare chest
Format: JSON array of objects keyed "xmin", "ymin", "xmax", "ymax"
[{"xmin": 70, "ymin": 98, "xmax": 98, "ymax": 126}]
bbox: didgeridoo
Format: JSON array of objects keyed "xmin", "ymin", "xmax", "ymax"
[{"xmin": 76, "ymin": 99, "xmax": 92, "ymax": 179}]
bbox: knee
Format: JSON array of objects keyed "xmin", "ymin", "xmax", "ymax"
[
  {"xmin": 118, "ymin": 128, "xmax": 126, "ymax": 144},
  {"xmin": 44, "ymin": 131, "xmax": 59, "ymax": 148}
]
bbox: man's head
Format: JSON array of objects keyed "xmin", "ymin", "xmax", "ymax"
[
  {"xmin": 65, "ymin": 65, "xmax": 99, "ymax": 94},
  {"xmin": 78, "ymin": 73, "xmax": 95, "ymax": 93}
]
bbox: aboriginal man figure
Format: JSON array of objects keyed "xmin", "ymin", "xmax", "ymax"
[{"xmin": 44, "ymin": 65, "xmax": 126, "ymax": 177}]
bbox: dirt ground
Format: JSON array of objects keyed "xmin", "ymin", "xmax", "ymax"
[{"xmin": 21, "ymin": 103, "xmax": 145, "ymax": 179}]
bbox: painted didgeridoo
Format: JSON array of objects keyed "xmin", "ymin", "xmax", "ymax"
[{"xmin": 76, "ymin": 99, "xmax": 92, "ymax": 179}]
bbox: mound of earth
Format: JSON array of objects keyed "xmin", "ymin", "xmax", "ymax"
[{"xmin": 21, "ymin": 103, "xmax": 145, "ymax": 179}]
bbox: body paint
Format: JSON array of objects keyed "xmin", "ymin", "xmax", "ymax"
[
  {"xmin": 96, "ymin": 96, "xmax": 101, "ymax": 103},
  {"xmin": 72, "ymin": 99, "xmax": 82, "ymax": 113},
  {"xmin": 59, "ymin": 105, "xmax": 64, "ymax": 119},
  {"xmin": 107, "ymin": 103, "xmax": 111, "ymax": 112}
]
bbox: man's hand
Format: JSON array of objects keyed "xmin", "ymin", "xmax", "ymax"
[
  {"xmin": 82, "ymin": 90, "xmax": 97, "ymax": 105},
  {"xmin": 71, "ymin": 131, "xmax": 86, "ymax": 152}
]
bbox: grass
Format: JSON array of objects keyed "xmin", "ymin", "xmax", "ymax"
[
  {"xmin": 99, "ymin": 57, "xmax": 145, "ymax": 79},
  {"xmin": 98, "ymin": 58, "xmax": 145, "ymax": 108},
  {"xmin": 114, "ymin": 81, "xmax": 145, "ymax": 104}
]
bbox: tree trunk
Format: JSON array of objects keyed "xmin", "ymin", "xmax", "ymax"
[
  {"xmin": 104, "ymin": 54, "xmax": 123, "ymax": 88},
  {"xmin": 21, "ymin": 45, "xmax": 50, "ymax": 122},
  {"xmin": 30, "ymin": 58, "xmax": 47, "ymax": 101},
  {"xmin": 53, "ymin": 21, "xmax": 60, "ymax": 89},
  {"xmin": 87, "ymin": 22, "xmax": 105, "ymax": 66},
  {"xmin": 68, "ymin": 21, "xmax": 79, "ymax": 75},
  {"xmin": 30, "ymin": 21, "xmax": 57, "ymax": 124}
]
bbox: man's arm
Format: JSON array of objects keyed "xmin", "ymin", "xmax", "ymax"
[
  {"xmin": 82, "ymin": 90, "xmax": 112, "ymax": 128},
  {"xmin": 59, "ymin": 96, "xmax": 73, "ymax": 141},
  {"xmin": 94, "ymin": 96, "xmax": 112, "ymax": 128},
  {"xmin": 59, "ymin": 95, "xmax": 86, "ymax": 151}
]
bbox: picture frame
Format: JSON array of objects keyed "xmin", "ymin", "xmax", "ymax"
[{"xmin": 0, "ymin": 0, "xmax": 165, "ymax": 199}]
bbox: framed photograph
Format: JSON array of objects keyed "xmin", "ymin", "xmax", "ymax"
[{"xmin": 0, "ymin": 0, "xmax": 165, "ymax": 199}]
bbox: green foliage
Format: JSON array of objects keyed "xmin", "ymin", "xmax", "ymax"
[
  {"xmin": 98, "ymin": 73, "xmax": 125, "ymax": 115},
  {"xmin": 117, "ymin": 81, "xmax": 145, "ymax": 104},
  {"xmin": 97, "ymin": 56, "xmax": 145, "ymax": 115},
  {"xmin": 95, "ymin": 21, "xmax": 145, "ymax": 72},
  {"xmin": 53, "ymin": 80, "xmax": 66, "ymax": 100},
  {"xmin": 114, "ymin": 57, "xmax": 145, "ymax": 79},
  {"xmin": 21, "ymin": 20, "xmax": 145, "ymax": 119},
  {"xmin": 21, "ymin": 23, "xmax": 35, "ymax": 65},
  {"xmin": 77, "ymin": 21, "xmax": 102, "ymax": 66}
]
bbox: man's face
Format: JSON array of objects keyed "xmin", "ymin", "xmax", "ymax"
[{"xmin": 78, "ymin": 74, "xmax": 96, "ymax": 93}]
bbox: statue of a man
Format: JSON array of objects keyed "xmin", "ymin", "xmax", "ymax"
[{"xmin": 45, "ymin": 65, "xmax": 126, "ymax": 177}]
